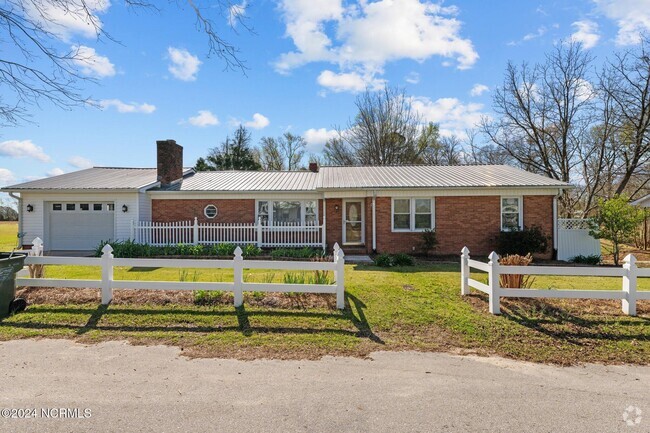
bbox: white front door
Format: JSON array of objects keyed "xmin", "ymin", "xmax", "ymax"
[{"xmin": 343, "ymin": 200, "xmax": 364, "ymax": 245}]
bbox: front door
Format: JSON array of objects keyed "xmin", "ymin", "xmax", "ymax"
[{"xmin": 343, "ymin": 200, "xmax": 364, "ymax": 245}]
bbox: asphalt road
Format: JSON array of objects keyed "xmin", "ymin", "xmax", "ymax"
[{"xmin": 0, "ymin": 340, "xmax": 647, "ymax": 432}]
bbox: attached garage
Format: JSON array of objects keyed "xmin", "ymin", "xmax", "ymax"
[{"xmin": 47, "ymin": 202, "xmax": 116, "ymax": 250}]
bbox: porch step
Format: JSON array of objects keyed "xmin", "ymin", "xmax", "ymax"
[{"xmin": 340, "ymin": 245, "xmax": 368, "ymax": 255}]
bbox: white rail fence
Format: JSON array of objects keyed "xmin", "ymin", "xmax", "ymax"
[
  {"xmin": 460, "ymin": 246, "xmax": 649, "ymax": 316},
  {"xmin": 131, "ymin": 218, "xmax": 325, "ymax": 249},
  {"xmin": 557, "ymin": 218, "xmax": 601, "ymax": 261},
  {"xmin": 17, "ymin": 238, "xmax": 345, "ymax": 309}
]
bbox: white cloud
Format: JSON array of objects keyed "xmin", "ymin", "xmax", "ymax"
[
  {"xmin": 68, "ymin": 156, "xmax": 93, "ymax": 169},
  {"xmin": 276, "ymin": 0, "xmax": 477, "ymax": 91},
  {"xmin": 570, "ymin": 20, "xmax": 600, "ymax": 49},
  {"xmin": 100, "ymin": 99, "xmax": 156, "ymax": 114},
  {"xmin": 0, "ymin": 140, "xmax": 51, "ymax": 162},
  {"xmin": 243, "ymin": 113, "xmax": 270, "ymax": 129},
  {"xmin": 0, "ymin": 169, "xmax": 16, "ymax": 186},
  {"xmin": 594, "ymin": 0, "xmax": 650, "ymax": 45},
  {"xmin": 187, "ymin": 110, "xmax": 220, "ymax": 127},
  {"xmin": 523, "ymin": 26, "xmax": 547, "ymax": 41},
  {"xmin": 72, "ymin": 45, "xmax": 116, "ymax": 78},
  {"xmin": 304, "ymin": 128, "xmax": 338, "ymax": 152},
  {"xmin": 228, "ymin": 1, "xmax": 247, "ymax": 27},
  {"xmin": 47, "ymin": 168, "xmax": 65, "ymax": 177},
  {"xmin": 167, "ymin": 47, "xmax": 202, "ymax": 81},
  {"xmin": 405, "ymin": 72, "xmax": 420, "ymax": 84},
  {"xmin": 470, "ymin": 84, "xmax": 489, "ymax": 97},
  {"xmin": 411, "ymin": 96, "xmax": 486, "ymax": 137},
  {"xmin": 23, "ymin": 0, "xmax": 110, "ymax": 41},
  {"xmin": 317, "ymin": 70, "xmax": 385, "ymax": 93}
]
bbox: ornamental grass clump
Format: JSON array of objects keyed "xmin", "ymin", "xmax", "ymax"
[{"xmin": 499, "ymin": 254, "xmax": 535, "ymax": 289}]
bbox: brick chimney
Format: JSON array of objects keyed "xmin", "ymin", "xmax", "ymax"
[
  {"xmin": 157, "ymin": 140, "xmax": 183, "ymax": 186},
  {"xmin": 308, "ymin": 162, "xmax": 319, "ymax": 173}
]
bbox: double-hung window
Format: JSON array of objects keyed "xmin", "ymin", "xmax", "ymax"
[
  {"xmin": 501, "ymin": 197, "xmax": 522, "ymax": 231},
  {"xmin": 392, "ymin": 198, "xmax": 434, "ymax": 231},
  {"xmin": 256, "ymin": 200, "xmax": 318, "ymax": 225}
]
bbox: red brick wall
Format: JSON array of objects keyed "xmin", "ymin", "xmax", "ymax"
[
  {"xmin": 523, "ymin": 195, "xmax": 554, "ymax": 259},
  {"xmin": 152, "ymin": 199, "xmax": 255, "ymax": 224},
  {"xmin": 325, "ymin": 198, "xmax": 342, "ymax": 250}
]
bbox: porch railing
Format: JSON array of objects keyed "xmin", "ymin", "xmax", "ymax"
[{"xmin": 131, "ymin": 218, "xmax": 325, "ymax": 249}]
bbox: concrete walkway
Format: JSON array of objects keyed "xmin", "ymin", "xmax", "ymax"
[{"xmin": 0, "ymin": 340, "xmax": 647, "ymax": 433}]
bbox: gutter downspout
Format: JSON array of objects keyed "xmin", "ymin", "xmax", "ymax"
[
  {"xmin": 552, "ymin": 190, "xmax": 560, "ymax": 260},
  {"xmin": 372, "ymin": 191, "xmax": 377, "ymax": 253},
  {"xmin": 9, "ymin": 192, "xmax": 22, "ymax": 248}
]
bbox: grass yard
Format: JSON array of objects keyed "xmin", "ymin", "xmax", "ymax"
[
  {"xmin": 2, "ymin": 262, "xmax": 649, "ymax": 365},
  {"xmin": 0, "ymin": 221, "xmax": 18, "ymax": 251}
]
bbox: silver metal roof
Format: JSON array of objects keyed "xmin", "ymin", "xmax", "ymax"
[
  {"xmin": 1, "ymin": 167, "xmax": 161, "ymax": 191},
  {"xmin": 318, "ymin": 165, "xmax": 569, "ymax": 189},
  {"xmin": 162, "ymin": 170, "xmax": 320, "ymax": 191}
]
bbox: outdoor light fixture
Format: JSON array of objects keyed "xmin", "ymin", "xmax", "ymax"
[
  {"xmin": 122, "ymin": 205, "xmax": 128, "ymax": 213},
  {"xmin": 335, "ymin": 205, "xmax": 339, "ymax": 211},
  {"xmin": 26, "ymin": 204, "xmax": 34, "ymax": 212}
]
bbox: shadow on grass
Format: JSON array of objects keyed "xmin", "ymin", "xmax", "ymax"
[{"xmin": 1, "ymin": 299, "xmax": 384, "ymax": 344}]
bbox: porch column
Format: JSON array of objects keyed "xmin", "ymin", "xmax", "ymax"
[
  {"xmin": 322, "ymin": 198, "xmax": 327, "ymax": 251},
  {"xmin": 372, "ymin": 192, "xmax": 377, "ymax": 252}
]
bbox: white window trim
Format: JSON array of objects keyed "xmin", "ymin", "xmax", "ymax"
[
  {"xmin": 255, "ymin": 199, "xmax": 319, "ymax": 225},
  {"xmin": 391, "ymin": 197, "xmax": 435, "ymax": 232},
  {"xmin": 500, "ymin": 196, "xmax": 523, "ymax": 231}
]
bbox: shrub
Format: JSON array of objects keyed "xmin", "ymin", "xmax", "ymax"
[
  {"xmin": 392, "ymin": 253, "xmax": 415, "ymax": 266},
  {"xmin": 498, "ymin": 254, "xmax": 535, "ymax": 288},
  {"xmin": 569, "ymin": 254, "xmax": 601, "ymax": 265},
  {"xmin": 270, "ymin": 247, "xmax": 324, "ymax": 259},
  {"xmin": 374, "ymin": 253, "xmax": 392, "ymax": 267},
  {"xmin": 242, "ymin": 244, "xmax": 262, "ymax": 257},
  {"xmin": 213, "ymin": 243, "xmax": 237, "ymax": 256},
  {"xmin": 283, "ymin": 272, "xmax": 306, "ymax": 284},
  {"xmin": 420, "ymin": 229, "xmax": 438, "ymax": 255},
  {"xmin": 495, "ymin": 226, "xmax": 549, "ymax": 256}
]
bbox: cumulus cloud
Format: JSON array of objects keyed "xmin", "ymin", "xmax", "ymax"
[
  {"xmin": 23, "ymin": 0, "xmax": 110, "ymax": 41},
  {"xmin": 304, "ymin": 128, "xmax": 338, "ymax": 152},
  {"xmin": 100, "ymin": 99, "xmax": 156, "ymax": 114},
  {"xmin": 0, "ymin": 168, "xmax": 16, "ymax": 186},
  {"xmin": 47, "ymin": 168, "xmax": 65, "ymax": 177},
  {"xmin": 470, "ymin": 84, "xmax": 489, "ymax": 97},
  {"xmin": 570, "ymin": 20, "xmax": 600, "ymax": 48},
  {"xmin": 594, "ymin": 0, "xmax": 650, "ymax": 45},
  {"xmin": 167, "ymin": 47, "xmax": 202, "ymax": 81},
  {"xmin": 72, "ymin": 45, "xmax": 116, "ymax": 78},
  {"xmin": 276, "ymin": 0, "xmax": 477, "ymax": 91},
  {"xmin": 243, "ymin": 113, "xmax": 270, "ymax": 129},
  {"xmin": 411, "ymin": 96, "xmax": 485, "ymax": 137},
  {"xmin": 68, "ymin": 156, "xmax": 93, "ymax": 169},
  {"xmin": 0, "ymin": 140, "xmax": 51, "ymax": 162},
  {"xmin": 317, "ymin": 70, "xmax": 385, "ymax": 93},
  {"xmin": 187, "ymin": 110, "xmax": 220, "ymax": 127}
]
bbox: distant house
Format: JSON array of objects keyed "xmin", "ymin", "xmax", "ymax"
[
  {"xmin": 2, "ymin": 140, "xmax": 569, "ymax": 256},
  {"xmin": 632, "ymin": 194, "xmax": 650, "ymax": 208}
]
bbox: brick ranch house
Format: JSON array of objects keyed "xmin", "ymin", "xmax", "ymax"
[{"xmin": 3, "ymin": 140, "xmax": 569, "ymax": 257}]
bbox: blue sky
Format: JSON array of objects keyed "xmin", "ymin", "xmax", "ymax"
[{"xmin": 1, "ymin": 0, "xmax": 648, "ymax": 189}]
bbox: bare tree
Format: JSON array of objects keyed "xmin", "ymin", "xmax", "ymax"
[
  {"xmin": 0, "ymin": 0, "xmax": 249, "ymax": 126},
  {"xmin": 599, "ymin": 36, "xmax": 650, "ymax": 196},
  {"xmin": 324, "ymin": 86, "xmax": 435, "ymax": 165},
  {"xmin": 259, "ymin": 132, "xmax": 307, "ymax": 170}
]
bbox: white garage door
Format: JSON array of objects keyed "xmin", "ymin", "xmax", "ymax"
[{"xmin": 48, "ymin": 202, "xmax": 115, "ymax": 250}]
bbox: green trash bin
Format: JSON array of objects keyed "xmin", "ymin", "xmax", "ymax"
[{"xmin": 0, "ymin": 253, "xmax": 27, "ymax": 319}]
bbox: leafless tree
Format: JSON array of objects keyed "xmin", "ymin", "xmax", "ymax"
[
  {"xmin": 324, "ymin": 86, "xmax": 435, "ymax": 165},
  {"xmin": 421, "ymin": 133, "xmax": 463, "ymax": 165},
  {"xmin": 259, "ymin": 132, "xmax": 307, "ymax": 170},
  {"xmin": 0, "ymin": 0, "xmax": 249, "ymax": 126}
]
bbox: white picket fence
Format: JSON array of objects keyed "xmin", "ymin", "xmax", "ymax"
[
  {"xmin": 460, "ymin": 247, "xmax": 650, "ymax": 316},
  {"xmin": 557, "ymin": 218, "xmax": 601, "ymax": 261},
  {"xmin": 16, "ymin": 238, "xmax": 345, "ymax": 309},
  {"xmin": 131, "ymin": 218, "xmax": 325, "ymax": 249}
]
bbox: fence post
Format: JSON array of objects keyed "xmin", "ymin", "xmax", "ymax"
[
  {"xmin": 257, "ymin": 217, "xmax": 263, "ymax": 248},
  {"xmin": 130, "ymin": 219, "xmax": 135, "ymax": 241},
  {"xmin": 487, "ymin": 251, "xmax": 501, "ymax": 315},
  {"xmin": 622, "ymin": 254, "xmax": 637, "ymax": 316},
  {"xmin": 334, "ymin": 243, "xmax": 345, "ymax": 309},
  {"xmin": 193, "ymin": 217, "xmax": 199, "ymax": 246},
  {"xmin": 101, "ymin": 244, "xmax": 114, "ymax": 305},
  {"xmin": 233, "ymin": 246, "xmax": 244, "ymax": 307},
  {"xmin": 32, "ymin": 237, "xmax": 43, "ymax": 256},
  {"xmin": 460, "ymin": 246, "xmax": 470, "ymax": 295}
]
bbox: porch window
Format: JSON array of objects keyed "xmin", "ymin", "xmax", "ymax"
[
  {"xmin": 257, "ymin": 200, "xmax": 318, "ymax": 225},
  {"xmin": 501, "ymin": 197, "xmax": 522, "ymax": 231},
  {"xmin": 392, "ymin": 198, "xmax": 434, "ymax": 231}
]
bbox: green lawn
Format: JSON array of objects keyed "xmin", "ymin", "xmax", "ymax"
[
  {"xmin": 2, "ymin": 261, "xmax": 649, "ymax": 364},
  {"xmin": 0, "ymin": 221, "xmax": 18, "ymax": 251}
]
